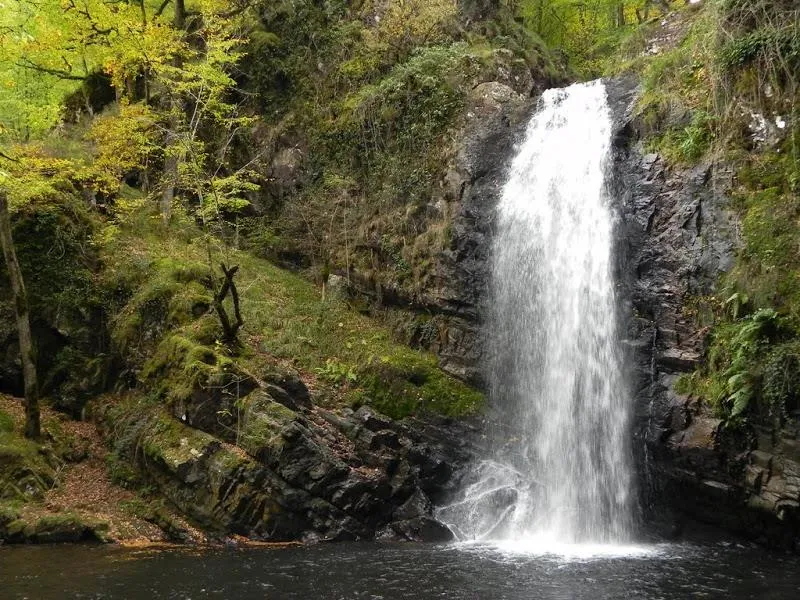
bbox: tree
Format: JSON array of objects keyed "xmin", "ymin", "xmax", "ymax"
[
  {"xmin": 0, "ymin": 0, "xmax": 258, "ymax": 392},
  {"xmin": 0, "ymin": 187, "xmax": 40, "ymax": 438}
]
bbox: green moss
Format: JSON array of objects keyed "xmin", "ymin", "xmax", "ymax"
[
  {"xmin": 109, "ymin": 255, "xmax": 213, "ymax": 359},
  {"xmin": 0, "ymin": 411, "xmax": 13, "ymax": 433},
  {"xmin": 0, "ymin": 501, "xmax": 20, "ymax": 526},
  {"xmin": 238, "ymin": 392, "xmax": 296, "ymax": 459},
  {"xmin": 140, "ymin": 322, "xmax": 232, "ymax": 406},
  {"xmin": 354, "ymin": 349, "xmax": 483, "ymax": 419},
  {"xmin": 0, "ymin": 429, "xmax": 57, "ymax": 500},
  {"xmin": 141, "ymin": 412, "xmax": 216, "ymax": 467}
]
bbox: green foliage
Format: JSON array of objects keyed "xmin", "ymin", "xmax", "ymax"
[
  {"xmin": 726, "ymin": 145, "xmax": 800, "ymax": 321},
  {"xmin": 626, "ymin": 5, "xmax": 719, "ymax": 164},
  {"xmin": 243, "ymin": 0, "xmax": 564, "ymax": 304},
  {"xmin": 315, "ymin": 359, "xmax": 358, "ymax": 386},
  {"xmin": 719, "ymin": 26, "xmax": 800, "ymax": 69},
  {"xmin": 681, "ymin": 309, "xmax": 779, "ymax": 423},
  {"xmin": 656, "ymin": 110, "xmax": 716, "ymax": 163},
  {"xmin": 332, "ymin": 43, "xmax": 477, "ymax": 159},
  {"xmin": 720, "ymin": 308, "xmax": 777, "ymax": 419},
  {"xmin": 762, "ymin": 341, "xmax": 800, "ymax": 419},
  {"xmin": 517, "ymin": 0, "xmax": 678, "ymax": 76},
  {"xmin": 0, "ymin": 501, "xmax": 20, "ymax": 526},
  {"xmin": 82, "ymin": 103, "xmax": 158, "ymax": 196}
]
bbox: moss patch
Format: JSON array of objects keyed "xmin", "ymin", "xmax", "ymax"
[
  {"xmin": 354, "ymin": 349, "xmax": 483, "ymax": 419},
  {"xmin": 238, "ymin": 391, "xmax": 297, "ymax": 460},
  {"xmin": 0, "ymin": 428, "xmax": 57, "ymax": 501}
]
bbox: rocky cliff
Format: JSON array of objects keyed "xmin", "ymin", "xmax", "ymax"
[{"xmin": 610, "ymin": 77, "xmax": 800, "ymax": 551}]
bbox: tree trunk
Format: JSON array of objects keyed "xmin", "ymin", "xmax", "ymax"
[
  {"xmin": 160, "ymin": 132, "xmax": 178, "ymax": 224},
  {"xmin": 0, "ymin": 192, "xmax": 40, "ymax": 439},
  {"xmin": 158, "ymin": 0, "xmax": 187, "ymax": 224},
  {"xmin": 616, "ymin": 3, "xmax": 626, "ymax": 28},
  {"xmin": 174, "ymin": 0, "xmax": 186, "ymax": 29}
]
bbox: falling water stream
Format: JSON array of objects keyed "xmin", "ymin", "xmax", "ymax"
[{"xmin": 440, "ymin": 79, "xmax": 635, "ymax": 551}]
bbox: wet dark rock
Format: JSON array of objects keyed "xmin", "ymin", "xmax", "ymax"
[
  {"xmin": 378, "ymin": 516, "xmax": 455, "ymax": 543},
  {"xmin": 96, "ymin": 394, "xmax": 481, "ymax": 543},
  {"xmin": 423, "ymin": 90, "xmax": 532, "ymax": 384},
  {"xmin": 608, "ymin": 75, "xmax": 800, "ymax": 551},
  {"xmin": 264, "ymin": 373, "xmax": 311, "ymax": 410}
]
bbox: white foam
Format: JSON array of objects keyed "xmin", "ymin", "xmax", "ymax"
[{"xmin": 456, "ymin": 536, "xmax": 661, "ymax": 561}]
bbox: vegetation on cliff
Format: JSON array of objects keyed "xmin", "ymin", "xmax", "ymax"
[{"xmin": 612, "ymin": 0, "xmax": 800, "ymax": 428}]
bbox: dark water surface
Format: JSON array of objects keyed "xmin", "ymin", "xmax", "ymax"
[{"xmin": 1, "ymin": 540, "xmax": 799, "ymax": 599}]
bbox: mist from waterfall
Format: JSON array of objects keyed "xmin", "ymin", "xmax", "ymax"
[{"xmin": 439, "ymin": 80, "xmax": 634, "ymax": 548}]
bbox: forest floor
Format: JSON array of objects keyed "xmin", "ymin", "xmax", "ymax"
[{"xmin": 0, "ymin": 394, "xmax": 207, "ymax": 545}]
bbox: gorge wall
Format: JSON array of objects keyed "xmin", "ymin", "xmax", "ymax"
[{"xmin": 610, "ymin": 80, "xmax": 800, "ymax": 551}]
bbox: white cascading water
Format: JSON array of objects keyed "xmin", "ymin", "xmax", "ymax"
[{"xmin": 439, "ymin": 80, "xmax": 634, "ymax": 550}]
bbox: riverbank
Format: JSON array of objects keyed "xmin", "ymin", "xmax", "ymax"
[{"xmin": 0, "ymin": 394, "xmax": 211, "ymax": 545}]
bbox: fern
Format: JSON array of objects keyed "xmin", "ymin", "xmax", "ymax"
[{"xmin": 720, "ymin": 308, "xmax": 777, "ymax": 422}]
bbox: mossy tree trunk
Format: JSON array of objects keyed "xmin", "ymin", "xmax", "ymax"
[{"xmin": 0, "ymin": 191, "xmax": 40, "ymax": 439}]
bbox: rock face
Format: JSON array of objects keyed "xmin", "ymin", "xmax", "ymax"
[
  {"xmin": 97, "ymin": 388, "xmax": 480, "ymax": 543},
  {"xmin": 608, "ymin": 76, "xmax": 800, "ymax": 550},
  {"xmin": 407, "ymin": 82, "xmax": 534, "ymax": 385}
]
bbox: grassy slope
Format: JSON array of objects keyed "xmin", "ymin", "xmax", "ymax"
[{"xmin": 105, "ymin": 210, "xmax": 483, "ymax": 420}]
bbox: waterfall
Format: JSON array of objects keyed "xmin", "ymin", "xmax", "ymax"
[{"xmin": 440, "ymin": 80, "xmax": 634, "ymax": 547}]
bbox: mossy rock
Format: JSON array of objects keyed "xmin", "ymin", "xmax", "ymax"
[
  {"xmin": 1, "ymin": 512, "xmax": 110, "ymax": 544},
  {"xmin": 95, "ymin": 397, "xmax": 292, "ymax": 535},
  {"xmin": 0, "ymin": 431, "xmax": 58, "ymax": 501},
  {"xmin": 238, "ymin": 391, "xmax": 299, "ymax": 460},
  {"xmin": 140, "ymin": 413, "xmax": 220, "ymax": 472},
  {"xmin": 0, "ymin": 501, "xmax": 20, "ymax": 527},
  {"xmin": 355, "ymin": 350, "xmax": 484, "ymax": 419}
]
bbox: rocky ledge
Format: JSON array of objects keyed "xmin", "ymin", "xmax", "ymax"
[
  {"xmin": 653, "ymin": 396, "xmax": 800, "ymax": 550},
  {"xmin": 92, "ymin": 376, "xmax": 480, "ymax": 544}
]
